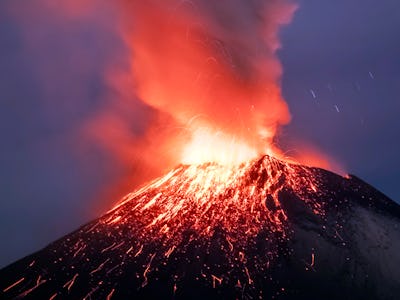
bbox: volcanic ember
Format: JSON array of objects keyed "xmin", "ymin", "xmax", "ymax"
[
  {"xmin": 107, "ymin": 155, "xmax": 323, "ymax": 244},
  {"xmin": 2, "ymin": 155, "xmax": 400, "ymax": 299},
  {"xmin": 1, "ymin": 1, "xmax": 400, "ymax": 299}
]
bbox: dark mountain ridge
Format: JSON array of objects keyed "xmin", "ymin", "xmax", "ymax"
[{"xmin": 1, "ymin": 155, "xmax": 400, "ymax": 299}]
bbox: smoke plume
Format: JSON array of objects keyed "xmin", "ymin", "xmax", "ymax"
[{"xmin": 116, "ymin": 0, "xmax": 297, "ymax": 156}]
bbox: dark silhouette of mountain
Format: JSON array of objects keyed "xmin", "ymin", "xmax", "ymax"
[{"xmin": 1, "ymin": 155, "xmax": 400, "ymax": 299}]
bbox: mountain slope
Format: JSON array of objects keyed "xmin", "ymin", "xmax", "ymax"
[{"xmin": 1, "ymin": 156, "xmax": 400, "ymax": 299}]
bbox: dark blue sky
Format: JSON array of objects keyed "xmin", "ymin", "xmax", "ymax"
[
  {"xmin": 279, "ymin": 0, "xmax": 400, "ymax": 202},
  {"xmin": 1, "ymin": 0, "xmax": 399, "ymax": 267}
]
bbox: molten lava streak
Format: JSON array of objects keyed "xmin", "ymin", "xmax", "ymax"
[{"xmin": 105, "ymin": 155, "xmax": 325, "ymax": 293}]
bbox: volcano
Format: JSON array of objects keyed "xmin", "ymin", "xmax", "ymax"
[{"xmin": 1, "ymin": 155, "xmax": 400, "ymax": 299}]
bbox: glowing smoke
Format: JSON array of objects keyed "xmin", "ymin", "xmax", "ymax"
[
  {"xmin": 3, "ymin": 0, "xmax": 333, "ymax": 202},
  {"xmin": 116, "ymin": 0, "xmax": 297, "ymax": 162}
]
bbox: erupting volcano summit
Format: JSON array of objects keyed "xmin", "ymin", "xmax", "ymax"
[{"xmin": 1, "ymin": 156, "xmax": 400, "ymax": 299}]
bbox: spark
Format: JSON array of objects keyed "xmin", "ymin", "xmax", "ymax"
[
  {"xmin": 86, "ymin": 223, "xmax": 99, "ymax": 233},
  {"xmin": 239, "ymin": 252, "xmax": 245, "ymax": 262},
  {"xmin": 142, "ymin": 253, "xmax": 156, "ymax": 287},
  {"xmin": 63, "ymin": 273, "xmax": 79, "ymax": 292},
  {"xmin": 106, "ymin": 264, "xmax": 120, "ymax": 275},
  {"xmin": 90, "ymin": 258, "xmax": 110, "ymax": 275},
  {"xmin": 165, "ymin": 245, "xmax": 176, "ymax": 258},
  {"xmin": 83, "ymin": 286, "xmax": 99, "ymax": 300},
  {"xmin": 111, "ymin": 241, "xmax": 125, "ymax": 251},
  {"xmin": 236, "ymin": 280, "xmax": 242, "ymax": 288},
  {"xmin": 73, "ymin": 244, "xmax": 86, "ymax": 258},
  {"xmin": 245, "ymin": 267, "xmax": 253, "ymax": 285},
  {"xmin": 335, "ymin": 229, "xmax": 344, "ymax": 241},
  {"xmin": 3, "ymin": 277, "xmax": 25, "ymax": 293},
  {"xmin": 106, "ymin": 288, "xmax": 115, "ymax": 300},
  {"xmin": 107, "ymin": 215, "xmax": 122, "ymax": 224},
  {"xmin": 311, "ymin": 253, "xmax": 315, "ymax": 267},
  {"xmin": 101, "ymin": 242, "xmax": 117, "ymax": 253},
  {"xmin": 134, "ymin": 244, "xmax": 144, "ymax": 257},
  {"xmin": 226, "ymin": 237, "xmax": 234, "ymax": 252},
  {"xmin": 211, "ymin": 275, "xmax": 223, "ymax": 288},
  {"xmin": 17, "ymin": 275, "xmax": 46, "ymax": 298},
  {"xmin": 142, "ymin": 193, "xmax": 162, "ymax": 211},
  {"xmin": 16, "ymin": 155, "xmax": 325, "ymax": 296}
]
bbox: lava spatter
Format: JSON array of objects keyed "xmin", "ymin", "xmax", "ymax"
[
  {"xmin": 105, "ymin": 155, "xmax": 324, "ymax": 249},
  {"xmin": 2, "ymin": 155, "xmax": 400, "ymax": 299},
  {"xmin": 97, "ymin": 156, "xmax": 325, "ymax": 291}
]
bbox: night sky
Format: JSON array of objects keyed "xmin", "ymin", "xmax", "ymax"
[
  {"xmin": 279, "ymin": 0, "xmax": 400, "ymax": 202},
  {"xmin": 1, "ymin": 0, "xmax": 399, "ymax": 268}
]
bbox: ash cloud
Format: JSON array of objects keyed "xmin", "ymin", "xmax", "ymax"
[
  {"xmin": 116, "ymin": 0, "xmax": 297, "ymax": 154},
  {"xmin": 0, "ymin": 0, "xmax": 299, "ymax": 267}
]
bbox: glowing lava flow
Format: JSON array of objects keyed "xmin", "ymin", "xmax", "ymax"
[
  {"xmin": 103, "ymin": 155, "xmax": 325, "ymax": 291},
  {"xmin": 108, "ymin": 156, "xmax": 323, "ymax": 234},
  {"xmin": 3, "ymin": 153, "xmax": 400, "ymax": 299}
]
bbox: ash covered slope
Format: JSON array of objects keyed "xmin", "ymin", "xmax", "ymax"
[{"xmin": 1, "ymin": 156, "xmax": 400, "ymax": 299}]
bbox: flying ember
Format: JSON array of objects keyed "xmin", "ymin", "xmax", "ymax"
[
  {"xmin": 2, "ymin": 154, "xmax": 400, "ymax": 299},
  {"xmin": 2, "ymin": 1, "xmax": 400, "ymax": 299},
  {"xmin": 101, "ymin": 156, "xmax": 325, "ymax": 295}
]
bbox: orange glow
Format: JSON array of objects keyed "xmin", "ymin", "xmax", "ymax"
[
  {"xmin": 3, "ymin": 278, "xmax": 25, "ymax": 293},
  {"xmin": 33, "ymin": 0, "xmax": 343, "ymax": 217},
  {"xmin": 104, "ymin": 155, "xmax": 327, "ymax": 292},
  {"xmin": 284, "ymin": 144, "xmax": 346, "ymax": 175},
  {"xmin": 110, "ymin": 0, "xmax": 297, "ymax": 169},
  {"xmin": 181, "ymin": 127, "xmax": 258, "ymax": 165},
  {"xmin": 108, "ymin": 156, "xmax": 326, "ymax": 243},
  {"xmin": 10, "ymin": 1, "xmax": 344, "ymax": 219},
  {"xmin": 75, "ymin": 1, "xmax": 341, "ymax": 191}
]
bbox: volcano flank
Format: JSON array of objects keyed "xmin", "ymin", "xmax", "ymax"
[{"xmin": 1, "ymin": 156, "xmax": 400, "ymax": 299}]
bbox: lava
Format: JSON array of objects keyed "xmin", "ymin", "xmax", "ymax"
[
  {"xmin": 100, "ymin": 155, "xmax": 326, "ymax": 291},
  {"xmin": 2, "ymin": 154, "xmax": 400, "ymax": 299},
  {"xmin": 3, "ymin": 1, "xmax": 400, "ymax": 299},
  {"xmin": 3, "ymin": 278, "xmax": 25, "ymax": 293}
]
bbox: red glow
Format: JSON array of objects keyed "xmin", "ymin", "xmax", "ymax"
[
  {"xmin": 108, "ymin": 156, "xmax": 326, "ymax": 248},
  {"xmin": 13, "ymin": 0, "xmax": 343, "ymax": 213},
  {"xmin": 284, "ymin": 144, "xmax": 346, "ymax": 175},
  {"xmin": 115, "ymin": 0, "xmax": 297, "ymax": 166},
  {"xmin": 181, "ymin": 127, "xmax": 258, "ymax": 165},
  {"xmin": 104, "ymin": 155, "xmax": 327, "ymax": 292},
  {"xmin": 68, "ymin": 0, "xmax": 341, "ymax": 188}
]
